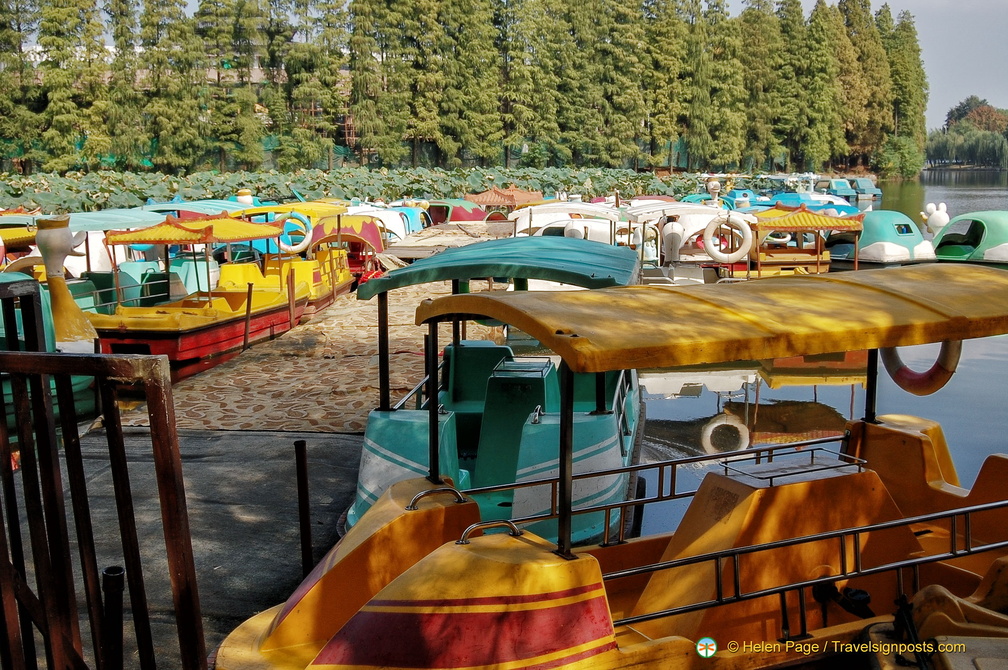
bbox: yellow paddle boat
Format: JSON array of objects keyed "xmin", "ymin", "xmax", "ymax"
[
  {"xmin": 83, "ymin": 215, "xmax": 311, "ymax": 381},
  {"xmin": 217, "ymin": 264, "xmax": 1008, "ymax": 670}
]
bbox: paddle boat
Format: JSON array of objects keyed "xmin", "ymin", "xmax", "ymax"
[
  {"xmin": 80, "ymin": 215, "xmax": 311, "ymax": 381},
  {"xmin": 345, "ymin": 236, "xmax": 644, "ymax": 543},
  {"xmin": 931, "ymin": 210, "xmax": 1008, "ymax": 265},
  {"xmin": 815, "ymin": 177, "xmax": 858, "ymax": 201},
  {"xmin": 232, "ymin": 202, "xmax": 374, "ymax": 317},
  {"xmin": 825, "ymin": 209, "xmax": 935, "ymax": 270},
  {"xmin": 850, "ymin": 177, "xmax": 883, "ymax": 201},
  {"xmin": 216, "ymin": 263, "xmax": 1008, "ymax": 670},
  {"xmin": 694, "ymin": 204, "xmax": 862, "ymax": 280},
  {"xmin": 426, "ymin": 198, "xmax": 490, "ymax": 224}
]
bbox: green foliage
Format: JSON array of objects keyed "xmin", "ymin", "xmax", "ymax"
[
  {"xmin": 873, "ymin": 134, "xmax": 923, "ymax": 178},
  {"xmin": 0, "ymin": 167, "xmax": 701, "ymax": 211}
]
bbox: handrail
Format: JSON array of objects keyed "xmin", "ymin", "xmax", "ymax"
[
  {"xmin": 607, "ymin": 498, "xmax": 1008, "ymax": 630},
  {"xmin": 391, "ymin": 359, "xmax": 447, "ymax": 411},
  {"xmin": 457, "ymin": 520, "xmax": 523, "ymax": 544},
  {"xmin": 405, "ymin": 487, "xmax": 468, "ymax": 510}
]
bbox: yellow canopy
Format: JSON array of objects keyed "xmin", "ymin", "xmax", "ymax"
[
  {"xmin": 754, "ymin": 204, "xmax": 863, "ymax": 232},
  {"xmin": 105, "ymin": 215, "xmax": 284, "ymax": 245},
  {"xmin": 235, "ymin": 202, "xmax": 349, "ymax": 222},
  {"xmin": 416, "ymin": 264, "xmax": 1008, "ymax": 373}
]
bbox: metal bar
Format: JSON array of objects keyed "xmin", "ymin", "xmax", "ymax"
[
  {"xmin": 287, "ymin": 266, "xmax": 296, "ymax": 326},
  {"xmin": 556, "ymin": 362, "xmax": 575, "ymax": 559},
  {"xmin": 451, "ymin": 279, "xmax": 461, "ymax": 345},
  {"xmin": 101, "ymin": 566, "xmax": 125, "ymax": 670},
  {"xmin": 99, "ymin": 381, "xmax": 158, "ymax": 670},
  {"xmin": 243, "ymin": 282, "xmax": 254, "ymax": 350},
  {"xmin": 864, "ymin": 349, "xmax": 879, "ymax": 423},
  {"xmin": 378, "ymin": 292, "xmax": 390, "ymax": 411},
  {"xmin": 141, "ymin": 358, "xmax": 207, "ymax": 670},
  {"xmin": 426, "ymin": 326, "xmax": 442, "ymax": 485},
  {"xmin": 595, "ymin": 372, "xmax": 605, "ymax": 413},
  {"xmin": 295, "ymin": 440, "xmax": 314, "ymax": 578},
  {"xmin": 54, "ymin": 374, "xmax": 106, "ymax": 669}
]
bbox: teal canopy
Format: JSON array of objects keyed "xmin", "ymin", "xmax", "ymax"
[{"xmin": 356, "ymin": 236, "xmax": 639, "ymax": 300}]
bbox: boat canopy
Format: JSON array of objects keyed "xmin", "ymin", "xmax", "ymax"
[
  {"xmin": 104, "ymin": 215, "xmax": 284, "ymax": 245},
  {"xmin": 356, "ymin": 236, "xmax": 639, "ymax": 300},
  {"xmin": 416, "ymin": 264, "xmax": 1008, "ymax": 373},
  {"xmin": 235, "ymin": 202, "xmax": 349, "ymax": 221},
  {"xmin": 311, "ymin": 213, "xmax": 386, "ymax": 253},
  {"xmin": 67, "ymin": 209, "xmax": 168, "ymax": 233},
  {"xmin": 753, "ymin": 204, "xmax": 864, "ymax": 232},
  {"xmin": 140, "ymin": 199, "xmax": 249, "ymax": 216}
]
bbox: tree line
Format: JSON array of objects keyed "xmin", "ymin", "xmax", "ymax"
[
  {"xmin": 0, "ymin": 0, "xmax": 928, "ymax": 177},
  {"xmin": 926, "ymin": 96, "xmax": 1008, "ymax": 169}
]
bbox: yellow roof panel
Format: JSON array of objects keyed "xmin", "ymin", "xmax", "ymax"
[
  {"xmin": 105, "ymin": 215, "xmax": 284, "ymax": 245},
  {"xmin": 416, "ymin": 264, "xmax": 1008, "ymax": 373},
  {"xmin": 235, "ymin": 202, "xmax": 348, "ymax": 221},
  {"xmin": 754, "ymin": 206, "xmax": 863, "ymax": 232}
]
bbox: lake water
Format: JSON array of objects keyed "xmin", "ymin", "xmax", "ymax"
[{"xmin": 639, "ymin": 169, "xmax": 1008, "ymax": 534}]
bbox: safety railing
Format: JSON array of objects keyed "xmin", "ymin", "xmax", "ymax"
[{"xmin": 0, "ymin": 277, "xmax": 205, "ymax": 670}]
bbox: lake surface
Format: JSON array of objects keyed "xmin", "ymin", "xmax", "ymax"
[{"xmin": 639, "ymin": 169, "xmax": 1008, "ymax": 534}]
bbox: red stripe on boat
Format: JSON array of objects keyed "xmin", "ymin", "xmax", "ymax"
[
  {"xmin": 312, "ymin": 594, "xmax": 614, "ymax": 667},
  {"xmin": 366, "ymin": 583, "xmax": 603, "ymax": 609}
]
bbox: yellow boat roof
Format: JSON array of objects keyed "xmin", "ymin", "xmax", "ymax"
[
  {"xmin": 105, "ymin": 215, "xmax": 284, "ymax": 245},
  {"xmin": 235, "ymin": 202, "xmax": 348, "ymax": 221},
  {"xmin": 416, "ymin": 264, "xmax": 1008, "ymax": 373},
  {"xmin": 753, "ymin": 205, "xmax": 863, "ymax": 232}
]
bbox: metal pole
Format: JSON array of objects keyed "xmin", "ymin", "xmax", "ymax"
[
  {"xmin": 101, "ymin": 566, "xmax": 125, "ymax": 670},
  {"xmin": 287, "ymin": 267, "xmax": 296, "ymax": 327},
  {"xmin": 294, "ymin": 440, "xmax": 313, "ymax": 577},
  {"xmin": 426, "ymin": 324, "xmax": 442, "ymax": 484},
  {"xmin": 242, "ymin": 283, "xmax": 253, "ymax": 350},
  {"xmin": 864, "ymin": 349, "xmax": 879, "ymax": 423},
  {"xmin": 557, "ymin": 362, "xmax": 575, "ymax": 559},
  {"xmin": 378, "ymin": 292, "xmax": 390, "ymax": 411}
]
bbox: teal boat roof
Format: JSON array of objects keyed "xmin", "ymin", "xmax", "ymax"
[
  {"xmin": 945, "ymin": 210, "xmax": 1008, "ymax": 231},
  {"xmin": 140, "ymin": 199, "xmax": 248, "ymax": 215},
  {"xmin": 356, "ymin": 236, "xmax": 639, "ymax": 300},
  {"xmin": 68, "ymin": 209, "xmax": 167, "ymax": 232}
]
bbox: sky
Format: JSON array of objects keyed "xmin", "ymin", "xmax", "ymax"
[{"xmin": 727, "ymin": 0, "xmax": 1008, "ymax": 131}]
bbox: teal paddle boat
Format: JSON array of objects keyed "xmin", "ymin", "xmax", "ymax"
[
  {"xmin": 347, "ymin": 236, "xmax": 645, "ymax": 544},
  {"xmin": 932, "ymin": 210, "xmax": 1008, "ymax": 265},
  {"xmin": 825, "ymin": 209, "xmax": 935, "ymax": 270}
]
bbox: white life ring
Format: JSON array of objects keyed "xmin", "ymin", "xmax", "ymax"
[
  {"xmin": 702, "ymin": 214, "xmax": 753, "ymax": 264},
  {"xmin": 700, "ymin": 412, "xmax": 750, "ymax": 454},
  {"xmin": 276, "ymin": 212, "xmax": 313, "ymax": 254},
  {"xmin": 880, "ymin": 340, "xmax": 961, "ymax": 396}
]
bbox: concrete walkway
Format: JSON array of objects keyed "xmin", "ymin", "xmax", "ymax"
[{"xmin": 77, "ymin": 426, "xmax": 362, "ymax": 667}]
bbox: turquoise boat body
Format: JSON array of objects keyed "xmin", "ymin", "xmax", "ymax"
[
  {"xmin": 826, "ymin": 209, "xmax": 935, "ymax": 266},
  {"xmin": 933, "ymin": 210, "xmax": 1008, "ymax": 264},
  {"xmin": 348, "ymin": 236, "xmax": 645, "ymax": 544}
]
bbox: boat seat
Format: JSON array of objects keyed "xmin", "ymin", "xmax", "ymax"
[
  {"xmin": 168, "ymin": 257, "xmax": 220, "ymax": 293},
  {"xmin": 440, "ymin": 342, "xmax": 513, "ymax": 446},
  {"xmin": 138, "ymin": 271, "xmax": 187, "ymax": 306},
  {"xmin": 473, "ymin": 358, "xmax": 559, "ymax": 488},
  {"xmin": 216, "ymin": 262, "xmax": 280, "ymax": 290}
]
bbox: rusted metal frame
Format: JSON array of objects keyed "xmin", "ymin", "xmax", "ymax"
[
  {"xmin": 97, "ymin": 381, "xmax": 157, "ymax": 670},
  {"xmin": 27, "ymin": 372, "xmax": 80, "ymax": 656},
  {"xmin": 140, "ymin": 357, "xmax": 207, "ymax": 670},
  {"xmin": 11, "ymin": 371, "xmax": 75, "ymax": 669},
  {"xmin": 0, "ymin": 396, "xmax": 28, "ymax": 670},
  {"xmin": 54, "ymin": 373, "xmax": 107, "ymax": 668}
]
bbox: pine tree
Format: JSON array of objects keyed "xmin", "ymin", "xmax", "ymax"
[
  {"xmin": 102, "ymin": 0, "xmax": 147, "ymax": 169},
  {"xmin": 879, "ymin": 6, "xmax": 928, "ymax": 148},
  {"xmin": 641, "ymin": 0, "xmax": 686, "ymax": 168},
  {"xmin": 822, "ymin": 2, "xmax": 864, "ymax": 170},
  {"xmin": 595, "ymin": 0, "xmax": 647, "ymax": 168},
  {"xmin": 36, "ymin": 0, "xmax": 106, "ymax": 171},
  {"xmin": 703, "ymin": 0, "xmax": 746, "ymax": 168},
  {"xmin": 738, "ymin": 0, "xmax": 784, "ymax": 172},
  {"xmin": 437, "ymin": 0, "xmax": 503, "ymax": 165},
  {"xmin": 0, "ymin": 0, "xmax": 43, "ymax": 172},
  {"xmin": 838, "ymin": 0, "xmax": 893, "ymax": 165},
  {"xmin": 140, "ymin": 0, "xmax": 209, "ymax": 172},
  {"xmin": 774, "ymin": 0, "xmax": 806, "ymax": 171},
  {"xmin": 680, "ymin": 0, "xmax": 712, "ymax": 170},
  {"xmin": 801, "ymin": 0, "xmax": 846, "ymax": 170}
]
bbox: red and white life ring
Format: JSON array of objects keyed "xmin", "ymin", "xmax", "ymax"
[
  {"xmin": 702, "ymin": 214, "xmax": 753, "ymax": 264},
  {"xmin": 880, "ymin": 340, "xmax": 962, "ymax": 396}
]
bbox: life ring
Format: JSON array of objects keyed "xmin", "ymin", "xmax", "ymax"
[
  {"xmin": 276, "ymin": 212, "xmax": 313, "ymax": 254},
  {"xmin": 702, "ymin": 214, "xmax": 753, "ymax": 264},
  {"xmin": 880, "ymin": 340, "xmax": 962, "ymax": 396},
  {"xmin": 700, "ymin": 412, "xmax": 750, "ymax": 454}
]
